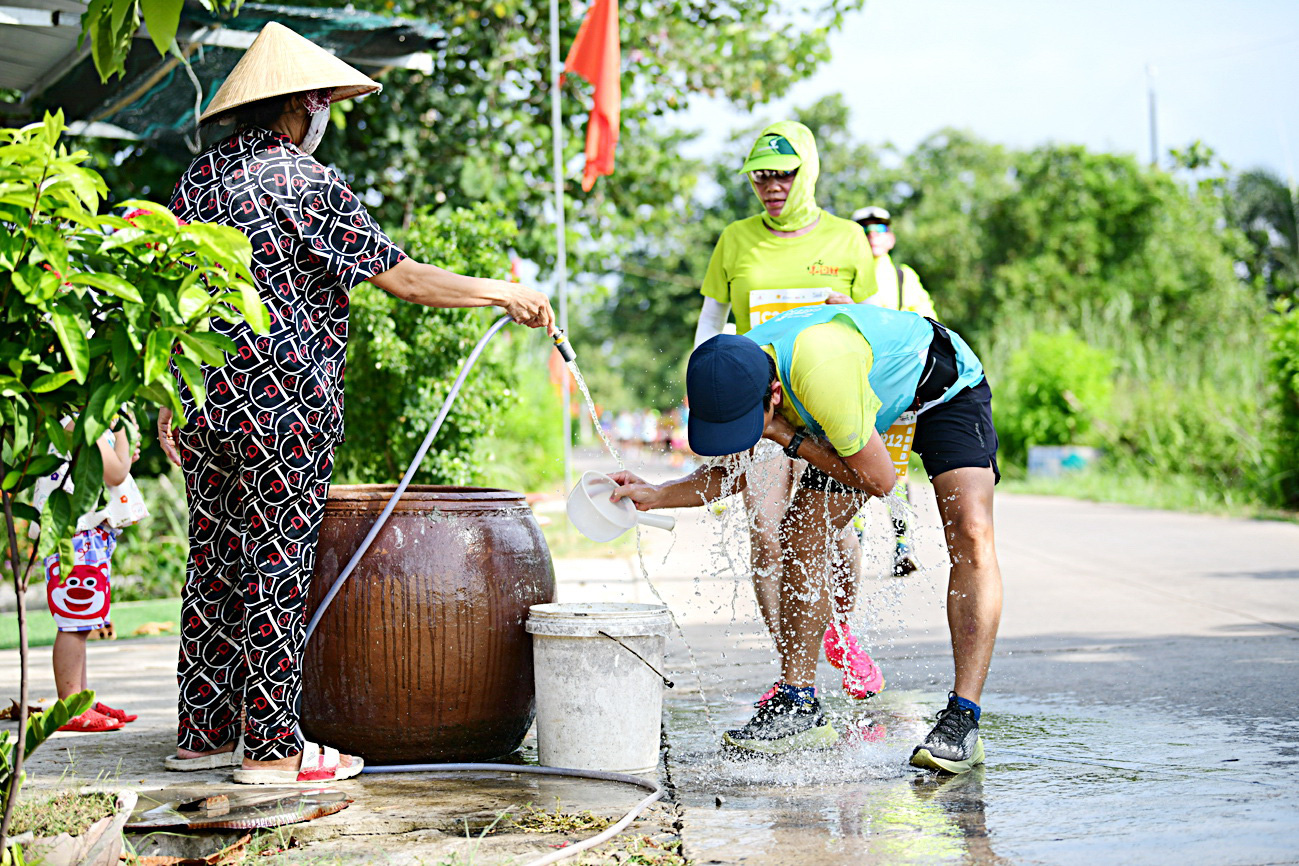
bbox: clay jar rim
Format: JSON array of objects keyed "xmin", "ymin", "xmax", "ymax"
[{"xmin": 324, "ymin": 483, "xmax": 527, "ymax": 513}]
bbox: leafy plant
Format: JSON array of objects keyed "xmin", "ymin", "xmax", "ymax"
[
  {"xmin": 336, "ymin": 204, "xmax": 533, "ymax": 487},
  {"xmin": 1267, "ymin": 300, "xmax": 1299, "ymax": 507},
  {"xmin": 477, "ymin": 359, "xmax": 565, "ymax": 494},
  {"xmin": 0, "ymin": 111, "xmax": 264, "ymax": 847},
  {"xmin": 0, "ymin": 689, "xmax": 95, "ymax": 863},
  {"xmin": 79, "ymin": 0, "xmax": 243, "ymax": 83},
  {"xmin": 997, "ymin": 330, "xmax": 1115, "ymax": 462},
  {"xmin": 0, "ymin": 690, "xmax": 94, "ymax": 802}
]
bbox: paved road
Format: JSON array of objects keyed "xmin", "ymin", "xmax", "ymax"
[
  {"xmin": 568, "ymin": 451, "xmax": 1299, "ymax": 865},
  {"xmin": 3, "ymin": 447, "xmax": 1297, "ymax": 864}
]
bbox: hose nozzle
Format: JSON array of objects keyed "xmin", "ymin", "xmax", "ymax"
[{"xmin": 552, "ymin": 329, "xmax": 577, "ymax": 363}]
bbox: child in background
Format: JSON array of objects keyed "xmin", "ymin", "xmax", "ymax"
[{"xmin": 33, "ymin": 415, "xmax": 147, "ymax": 732}]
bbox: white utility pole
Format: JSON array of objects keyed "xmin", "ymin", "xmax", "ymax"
[
  {"xmin": 549, "ymin": 0, "xmax": 573, "ymax": 499},
  {"xmin": 1146, "ymin": 63, "xmax": 1159, "ymax": 168}
]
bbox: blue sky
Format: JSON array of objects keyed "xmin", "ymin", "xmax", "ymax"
[{"xmin": 674, "ymin": 0, "xmax": 1299, "ymax": 177}]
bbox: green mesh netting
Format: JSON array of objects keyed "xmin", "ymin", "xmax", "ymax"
[{"xmin": 39, "ymin": 2, "xmax": 441, "ymax": 149}]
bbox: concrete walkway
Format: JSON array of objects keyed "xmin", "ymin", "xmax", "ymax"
[{"xmin": 3, "ymin": 450, "xmax": 1298, "ymax": 864}]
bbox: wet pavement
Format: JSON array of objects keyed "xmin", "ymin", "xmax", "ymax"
[
  {"xmin": 3, "ymin": 448, "xmax": 1298, "ymax": 863},
  {"xmin": 571, "ymin": 450, "xmax": 1299, "ymax": 865}
]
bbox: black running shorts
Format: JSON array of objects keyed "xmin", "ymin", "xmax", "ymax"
[{"xmin": 799, "ymin": 379, "xmax": 1000, "ymax": 494}]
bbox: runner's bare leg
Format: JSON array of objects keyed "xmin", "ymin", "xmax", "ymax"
[{"xmin": 931, "ymin": 465, "xmax": 1001, "ymax": 702}]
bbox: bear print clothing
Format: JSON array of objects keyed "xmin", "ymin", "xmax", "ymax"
[
  {"xmin": 176, "ymin": 426, "xmax": 335, "ymax": 761},
  {"xmin": 45, "ymin": 526, "xmax": 118, "ymax": 632},
  {"xmin": 168, "ymin": 126, "xmax": 406, "ymax": 441}
]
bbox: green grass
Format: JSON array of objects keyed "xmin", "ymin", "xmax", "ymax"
[
  {"xmin": 0, "ymin": 597, "xmax": 181, "ymax": 651},
  {"xmin": 1000, "ymin": 468, "xmax": 1298, "ymax": 522},
  {"xmin": 540, "ymin": 517, "xmax": 637, "ymax": 559},
  {"xmin": 10, "ymin": 790, "xmax": 117, "ymax": 837}
]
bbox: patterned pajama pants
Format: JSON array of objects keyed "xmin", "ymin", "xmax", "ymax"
[{"xmin": 177, "ymin": 427, "xmax": 335, "ymax": 761}]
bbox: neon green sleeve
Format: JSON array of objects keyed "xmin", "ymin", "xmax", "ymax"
[
  {"xmin": 848, "ymin": 231, "xmax": 878, "ymax": 302},
  {"xmin": 700, "ymin": 229, "xmax": 732, "ymax": 303},
  {"xmin": 788, "ymin": 322, "xmax": 881, "ymax": 457},
  {"xmin": 901, "ymin": 265, "xmax": 937, "ymax": 319}
]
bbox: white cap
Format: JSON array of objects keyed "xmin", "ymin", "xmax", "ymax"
[{"xmin": 851, "ymin": 205, "xmax": 891, "ymax": 225}]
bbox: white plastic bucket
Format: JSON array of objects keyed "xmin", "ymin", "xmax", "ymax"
[{"xmin": 526, "ymin": 602, "xmax": 672, "ymax": 773}]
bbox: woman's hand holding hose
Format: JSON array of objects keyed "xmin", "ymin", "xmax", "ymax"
[
  {"xmin": 369, "ymin": 259, "xmax": 555, "ymax": 333},
  {"xmin": 499, "ymin": 281, "xmax": 556, "ymax": 333}
]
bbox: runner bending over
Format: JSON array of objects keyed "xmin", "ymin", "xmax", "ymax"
[{"xmin": 612, "ymin": 304, "xmax": 1003, "ymax": 773}]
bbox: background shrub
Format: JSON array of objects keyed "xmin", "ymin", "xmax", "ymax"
[
  {"xmin": 335, "ymin": 203, "xmax": 563, "ymax": 491},
  {"xmin": 1267, "ymin": 301, "xmax": 1299, "ymax": 507},
  {"xmin": 996, "ymin": 330, "xmax": 1115, "ymax": 462}
]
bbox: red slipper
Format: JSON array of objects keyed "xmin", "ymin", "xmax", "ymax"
[
  {"xmin": 94, "ymin": 702, "xmax": 137, "ymax": 724},
  {"xmin": 58, "ymin": 709, "xmax": 125, "ymax": 733}
]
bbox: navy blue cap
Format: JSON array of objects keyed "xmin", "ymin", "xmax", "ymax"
[{"xmin": 686, "ymin": 335, "xmax": 771, "ymax": 456}]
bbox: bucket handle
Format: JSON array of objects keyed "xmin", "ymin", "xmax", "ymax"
[{"xmin": 598, "ymin": 631, "xmax": 674, "ymax": 689}]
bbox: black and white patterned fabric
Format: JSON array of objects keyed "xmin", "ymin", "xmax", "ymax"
[
  {"xmin": 176, "ymin": 426, "xmax": 335, "ymax": 761},
  {"xmin": 168, "ymin": 126, "xmax": 401, "ymax": 763},
  {"xmin": 168, "ymin": 127, "xmax": 406, "ymax": 440}
]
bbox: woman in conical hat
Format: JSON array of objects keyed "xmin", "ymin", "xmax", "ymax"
[
  {"xmin": 691, "ymin": 121, "xmax": 886, "ymax": 707},
  {"xmin": 158, "ymin": 22, "xmax": 555, "ymax": 785}
]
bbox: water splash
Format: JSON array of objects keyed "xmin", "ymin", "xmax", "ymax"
[
  {"xmin": 567, "ymin": 359, "xmax": 623, "ymax": 469},
  {"xmin": 633, "ymin": 527, "xmax": 719, "ymax": 738}
]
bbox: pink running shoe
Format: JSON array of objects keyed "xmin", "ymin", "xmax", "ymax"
[
  {"xmin": 823, "ymin": 622, "xmax": 884, "ymax": 699},
  {"xmin": 753, "ymin": 680, "xmax": 782, "ymax": 707}
]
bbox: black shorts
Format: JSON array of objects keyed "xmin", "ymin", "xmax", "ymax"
[
  {"xmin": 799, "ymin": 379, "xmax": 1000, "ymax": 494},
  {"xmin": 799, "ymin": 316, "xmax": 1000, "ymax": 497},
  {"xmin": 912, "ymin": 378, "xmax": 1000, "ymax": 482}
]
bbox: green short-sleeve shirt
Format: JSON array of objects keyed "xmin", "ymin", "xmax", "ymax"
[
  {"xmin": 761, "ymin": 319, "xmax": 883, "ymax": 457},
  {"xmin": 701, "ymin": 213, "xmax": 877, "ymax": 334}
]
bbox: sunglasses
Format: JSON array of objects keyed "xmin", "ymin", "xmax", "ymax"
[
  {"xmin": 750, "ymin": 169, "xmax": 797, "ymax": 182},
  {"xmin": 863, "ymin": 223, "xmax": 891, "ymax": 234}
]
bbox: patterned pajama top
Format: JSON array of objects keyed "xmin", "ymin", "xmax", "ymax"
[{"xmin": 168, "ymin": 127, "xmax": 406, "ymax": 439}]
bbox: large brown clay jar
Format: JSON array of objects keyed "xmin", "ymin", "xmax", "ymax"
[{"xmin": 302, "ymin": 484, "xmax": 555, "ymax": 764}]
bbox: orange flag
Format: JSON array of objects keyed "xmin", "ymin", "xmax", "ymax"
[{"xmin": 563, "ymin": 0, "xmax": 621, "ymax": 191}]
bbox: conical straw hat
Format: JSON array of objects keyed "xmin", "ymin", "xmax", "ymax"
[{"xmin": 200, "ymin": 22, "xmax": 381, "ymax": 123}]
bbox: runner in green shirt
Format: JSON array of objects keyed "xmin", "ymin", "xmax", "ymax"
[
  {"xmin": 692, "ymin": 121, "xmax": 884, "ymax": 704},
  {"xmin": 852, "ymin": 205, "xmax": 938, "ymax": 577}
]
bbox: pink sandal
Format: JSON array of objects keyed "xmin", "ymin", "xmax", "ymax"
[
  {"xmin": 94, "ymin": 702, "xmax": 137, "ymax": 724},
  {"xmin": 58, "ymin": 709, "xmax": 124, "ymax": 733},
  {"xmin": 232, "ymin": 740, "xmax": 363, "ymax": 785}
]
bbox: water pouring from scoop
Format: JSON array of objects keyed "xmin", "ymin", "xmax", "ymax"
[{"xmin": 567, "ymin": 471, "xmax": 676, "ymax": 542}]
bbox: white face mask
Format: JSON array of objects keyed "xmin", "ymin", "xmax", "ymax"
[{"xmin": 299, "ymin": 108, "xmax": 329, "ymax": 155}]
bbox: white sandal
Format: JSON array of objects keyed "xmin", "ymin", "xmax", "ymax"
[
  {"xmin": 231, "ymin": 740, "xmax": 363, "ymax": 785},
  {"xmin": 165, "ymin": 742, "xmax": 243, "ymax": 771}
]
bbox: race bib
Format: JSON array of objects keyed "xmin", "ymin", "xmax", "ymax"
[
  {"xmin": 883, "ymin": 411, "xmax": 917, "ymax": 481},
  {"xmin": 748, "ymin": 287, "xmax": 830, "ymax": 328}
]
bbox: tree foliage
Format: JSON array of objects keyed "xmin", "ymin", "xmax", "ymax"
[
  {"xmin": 336, "ymin": 204, "xmax": 561, "ymax": 489},
  {"xmin": 1267, "ymin": 301, "xmax": 1299, "ymax": 506},
  {"xmin": 0, "ymin": 111, "xmax": 262, "ymax": 848},
  {"xmin": 997, "ymin": 331, "xmax": 1114, "ymax": 460},
  {"xmin": 80, "ymin": 0, "xmax": 242, "ymax": 83},
  {"xmin": 1229, "ymin": 168, "xmax": 1299, "ymax": 302}
]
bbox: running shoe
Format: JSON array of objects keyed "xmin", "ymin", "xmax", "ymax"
[
  {"xmin": 823, "ymin": 621, "xmax": 884, "ymax": 699},
  {"xmin": 722, "ymin": 689, "xmax": 837, "ymax": 756},
  {"xmin": 753, "ymin": 680, "xmax": 782, "ymax": 707},
  {"xmin": 893, "ymin": 540, "xmax": 919, "ymax": 576},
  {"xmin": 909, "ymin": 693, "xmax": 985, "ymax": 774},
  {"xmin": 892, "ymin": 514, "xmax": 919, "ymax": 576}
]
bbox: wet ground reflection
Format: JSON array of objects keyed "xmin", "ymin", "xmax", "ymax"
[{"xmin": 667, "ymin": 690, "xmax": 1299, "ymax": 865}]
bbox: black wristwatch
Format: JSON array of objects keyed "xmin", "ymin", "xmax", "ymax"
[{"xmin": 783, "ymin": 430, "xmax": 807, "ymax": 459}]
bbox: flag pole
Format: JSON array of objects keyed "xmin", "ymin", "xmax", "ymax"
[{"xmin": 550, "ymin": 0, "xmax": 573, "ymax": 499}]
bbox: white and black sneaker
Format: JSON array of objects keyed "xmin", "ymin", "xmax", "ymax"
[
  {"xmin": 910, "ymin": 692, "xmax": 985, "ymax": 774},
  {"xmin": 722, "ymin": 688, "xmax": 838, "ymax": 756}
]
